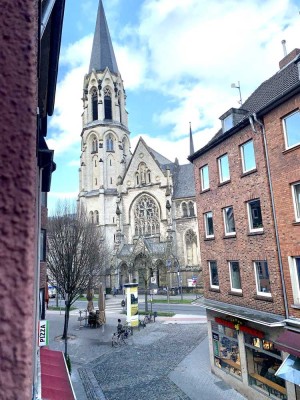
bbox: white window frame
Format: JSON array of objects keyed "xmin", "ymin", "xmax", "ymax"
[
  {"xmin": 204, "ymin": 212, "xmax": 214, "ymax": 238},
  {"xmin": 223, "ymin": 206, "xmax": 236, "ymax": 236},
  {"xmin": 283, "ymin": 110, "xmax": 300, "ymax": 150},
  {"xmin": 253, "ymin": 261, "xmax": 271, "ymax": 297},
  {"xmin": 229, "ymin": 261, "xmax": 242, "ymax": 292},
  {"xmin": 200, "ymin": 165, "xmax": 209, "ymax": 191},
  {"xmin": 218, "ymin": 154, "xmax": 230, "ymax": 183},
  {"xmin": 240, "ymin": 140, "xmax": 256, "ymax": 173},
  {"xmin": 292, "ymin": 182, "xmax": 300, "ymax": 222},
  {"xmin": 247, "ymin": 199, "xmax": 263, "ymax": 232},
  {"xmin": 209, "ymin": 261, "xmax": 219, "ymax": 289},
  {"xmin": 288, "ymin": 256, "xmax": 300, "ymax": 304}
]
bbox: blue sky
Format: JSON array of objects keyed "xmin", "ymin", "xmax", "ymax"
[{"xmin": 47, "ymin": 0, "xmax": 300, "ymax": 214}]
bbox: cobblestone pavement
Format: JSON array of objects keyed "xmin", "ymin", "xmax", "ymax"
[{"xmin": 78, "ymin": 323, "xmax": 206, "ymax": 400}]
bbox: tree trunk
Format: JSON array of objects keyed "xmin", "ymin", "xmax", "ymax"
[{"xmin": 62, "ymin": 304, "xmax": 70, "ymax": 340}]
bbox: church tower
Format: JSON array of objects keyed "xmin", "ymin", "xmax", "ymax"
[{"xmin": 78, "ymin": 0, "xmax": 130, "ymax": 248}]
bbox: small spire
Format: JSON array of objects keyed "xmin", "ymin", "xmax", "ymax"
[
  {"xmin": 189, "ymin": 122, "xmax": 195, "ymax": 155},
  {"xmin": 89, "ymin": 0, "xmax": 119, "ymax": 74}
]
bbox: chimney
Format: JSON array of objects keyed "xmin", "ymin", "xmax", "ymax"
[{"xmin": 279, "ymin": 47, "xmax": 300, "ymax": 70}]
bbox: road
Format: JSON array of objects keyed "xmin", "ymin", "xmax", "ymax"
[{"xmin": 48, "ymin": 295, "xmax": 206, "ymax": 316}]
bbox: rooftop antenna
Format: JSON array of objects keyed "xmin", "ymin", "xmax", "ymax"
[
  {"xmin": 281, "ymin": 39, "xmax": 287, "ymax": 56},
  {"xmin": 231, "ymin": 81, "xmax": 243, "ymax": 106}
]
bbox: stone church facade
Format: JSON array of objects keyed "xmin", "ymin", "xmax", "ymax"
[{"xmin": 78, "ymin": 0, "xmax": 201, "ymax": 291}]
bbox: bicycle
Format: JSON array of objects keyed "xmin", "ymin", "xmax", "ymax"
[
  {"xmin": 111, "ymin": 331, "xmax": 128, "ymax": 347},
  {"xmin": 143, "ymin": 313, "xmax": 153, "ymax": 325}
]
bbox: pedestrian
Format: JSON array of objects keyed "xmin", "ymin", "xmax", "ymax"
[
  {"xmin": 117, "ymin": 318, "xmax": 125, "ymax": 336},
  {"xmin": 113, "ymin": 286, "xmax": 117, "ymax": 296}
]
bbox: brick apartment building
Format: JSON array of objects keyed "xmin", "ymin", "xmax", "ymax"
[{"xmin": 189, "ymin": 49, "xmax": 300, "ymax": 400}]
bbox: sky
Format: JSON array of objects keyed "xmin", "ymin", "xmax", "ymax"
[{"xmin": 47, "ymin": 0, "xmax": 300, "ymax": 215}]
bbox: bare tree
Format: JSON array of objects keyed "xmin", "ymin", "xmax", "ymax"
[{"xmin": 47, "ymin": 201, "xmax": 108, "ymax": 344}]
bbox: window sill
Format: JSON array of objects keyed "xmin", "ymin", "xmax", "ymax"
[
  {"xmin": 240, "ymin": 169, "xmax": 257, "ymax": 178},
  {"xmin": 228, "ymin": 291, "xmax": 243, "ymax": 297},
  {"xmin": 282, "ymin": 142, "xmax": 300, "ymax": 155},
  {"xmin": 292, "ymin": 221, "xmax": 300, "ymax": 226},
  {"xmin": 247, "ymin": 231, "xmax": 264, "ymax": 236},
  {"xmin": 223, "ymin": 234, "xmax": 236, "ymax": 239},
  {"xmin": 209, "ymin": 287, "xmax": 220, "ymax": 293},
  {"xmin": 291, "ymin": 304, "xmax": 300, "ymax": 309},
  {"xmin": 106, "ymin": 150, "xmax": 115, "ymax": 153},
  {"xmin": 204, "ymin": 237, "xmax": 215, "ymax": 241},
  {"xmin": 254, "ymin": 294, "xmax": 273, "ymax": 302},
  {"xmin": 218, "ymin": 180, "xmax": 231, "ymax": 187},
  {"xmin": 200, "ymin": 188, "xmax": 210, "ymax": 194}
]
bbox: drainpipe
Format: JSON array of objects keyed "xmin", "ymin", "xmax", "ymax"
[{"xmin": 249, "ymin": 114, "xmax": 289, "ymax": 319}]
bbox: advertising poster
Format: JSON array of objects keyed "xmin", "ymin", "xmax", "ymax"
[{"xmin": 124, "ymin": 283, "xmax": 139, "ymax": 327}]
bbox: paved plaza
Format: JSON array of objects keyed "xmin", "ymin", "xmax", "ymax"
[{"xmin": 47, "ymin": 298, "xmax": 246, "ymax": 400}]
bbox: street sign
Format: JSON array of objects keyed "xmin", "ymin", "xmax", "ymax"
[{"xmin": 151, "ymin": 277, "xmax": 156, "ymax": 284}]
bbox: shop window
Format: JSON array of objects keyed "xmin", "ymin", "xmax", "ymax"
[
  {"xmin": 245, "ymin": 334, "xmax": 286, "ymax": 399},
  {"xmin": 211, "ymin": 322, "xmax": 241, "ymax": 379}
]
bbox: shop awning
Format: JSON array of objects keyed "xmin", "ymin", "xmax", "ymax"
[
  {"xmin": 274, "ymin": 330, "xmax": 300, "ymax": 358},
  {"xmin": 275, "ymin": 355, "xmax": 300, "ymax": 385},
  {"xmin": 41, "ymin": 348, "xmax": 76, "ymax": 400}
]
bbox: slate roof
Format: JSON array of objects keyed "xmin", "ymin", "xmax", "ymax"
[
  {"xmin": 89, "ymin": 0, "xmax": 119, "ymax": 74},
  {"xmin": 173, "ymin": 163, "xmax": 195, "ymax": 199},
  {"xmin": 189, "ymin": 53, "xmax": 300, "ymax": 159}
]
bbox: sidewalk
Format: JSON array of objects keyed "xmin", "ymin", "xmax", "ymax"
[{"xmin": 46, "ymin": 300, "xmax": 245, "ymax": 400}]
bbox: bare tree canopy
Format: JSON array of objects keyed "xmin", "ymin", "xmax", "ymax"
[{"xmin": 47, "ymin": 201, "xmax": 108, "ymax": 304}]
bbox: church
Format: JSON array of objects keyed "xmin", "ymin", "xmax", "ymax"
[{"xmin": 78, "ymin": 0, "xmax": 201, "ymax": 292}]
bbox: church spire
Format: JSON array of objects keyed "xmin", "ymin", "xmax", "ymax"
[
  {"xmin": 89, "ymin": 0, "xmax": 119, "ymax": 74},
  {"xmin": 189, "ymin": 122, "xmax": 195, "ymax": 155}
]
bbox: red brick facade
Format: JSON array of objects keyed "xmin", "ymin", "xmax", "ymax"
[
  {"xmin": 193, "ymin": 123, "xmax": 286, "ymax": 316},
  {"xmin": 264, "ymin": 93, "xmax": 300, "ymax": 318}
]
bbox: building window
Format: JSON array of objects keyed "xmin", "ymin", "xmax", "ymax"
[
  {"xmin": 134, "ymin": 194, "xmax": 160, "ymax": 236},
  {"xmin": 188, "ymin": 201, "xmax": 195, "ymax": 217},
  {"xmin": 95, "ymin": 210, "xmax": 99, "ymax": 225},
  {"xmin": 185, "ymin": 229, "xmax": 197, "ymax": 266},
  {"xmin": 218, "ymin": 154, "xmax": 230, "ymax": 183},
  {"xmin": 245, "ymin": 334, "xmax": 284, "ymax": 398},
  {"xmin": 223, "ymin": 206, "xmax": 236, "ymax": 236},
  {"xmin": 106, "ymin": 134, "xmax": 114, "ymax": 151},
  {"xmin": 254, "ymin": 261, "xmax": 271, "ymax": 296},
  {"xmin": 247, "ymin": 199, "xmax": 263, "ymax": 232},
  {"xmin": 200, "ymin": 165, "xmax": 209, "ymax": 191},
  {"xmin": 288, "ymin": 256, "xmax": 300, "ymax": 304},
  {"xmin": 91, "ymin": 88, "xmax": 98, "ymax": 121},
  {"xmin": 222, "ymin": 114, "xmax": 234, "ymax": 132},
  {"xmin": 89, "ymin": 211, "xmax": 94, "ymax": 224},
  {"xmin": 241, "ymin": 140, "xmax": 256, "ymax": 173},
  {"xmin": 104, "ymin": 88, "xmax": 112, "ymax": 120},
  {"xmin": 292, "ymin": 182, "xmax": 300, "ymax": 222},
  {"xmin": 204, "ymin": 212, "xmax": 214, "ymax": 238},
  {"xmin": 212, "ymin": 322, "xmax": 241, "ymax": 378},
  {"xmin": 182, "ymin": 202, "xmax": 188, "ymax": 217},
  {"xmin": 229, "ymin": 261, "xmax": 242, "ymax": 292},
  {"xmin": 283, "ymin": 110, "xmax": 300, "ymax": 149},
  {"xmin": 209, "ymin": 261, "xmax": 219, "ymax": 289},
  {"xmin": 40, "ymin": 229, "xmax": 46, "ymax": 262}
]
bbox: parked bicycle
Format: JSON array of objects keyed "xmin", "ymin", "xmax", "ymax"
[{"xmin": 143, "ymin": 313, "xmax": 153, "ymax": 324}]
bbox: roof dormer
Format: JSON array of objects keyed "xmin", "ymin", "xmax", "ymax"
[{"xmin": 219, "ymin": 108, "xmax": 248, "ymax": 133}]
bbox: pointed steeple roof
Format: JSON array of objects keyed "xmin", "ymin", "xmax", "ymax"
[
  {"xmin": 189, "ymin": 122, "xmax": 195, "ymax": 155},
  {"xmin": 89, "ymin": 0, "xmax": 119, "ymax": 74}
]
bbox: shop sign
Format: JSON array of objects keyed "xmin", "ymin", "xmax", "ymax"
[
  {"xmin": 215, "ymin": 317, "xmax": 264, "ymax": 338},
  {"xmin": 38, "ymin": 320, "xmax": 49, "ymax": 347}
]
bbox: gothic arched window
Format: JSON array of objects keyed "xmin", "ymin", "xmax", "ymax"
[
  {"xmin": 89, "ymin": 211, "xmax": 94, "ymax": 224},
  {"xmin": 91, "ymin": 137, "xmax": 98, "ymax": 153},
  {"xmin": 134, "ymin": 195, "xmax": 160, "ymax": 236},
  {"xmin": 182, "ymin": 202, "xmax": 188, "ymax": 217},
  {"xmin": 104, "ymin": 88, "xmax": 112, "ymax": 120},
  {"xmin": 118, "ymin": 92, "xmax": 122, "ymax": 123},
  {"xmin": 95, "ymin": 210, "xmax": 99, "ymax": 225},
  {"xmin": 91, "ymin": 88, "xmax": 98, "ymax": 121},
  {"xmin": 185, "ymin": 229, "xmax": 197, "ymax": 266},
  {"xmin": 188, "ymin": 201, "xmax": 195, "ymax": 217},
  {"xmin": 106, "ymin": 134, "xmax": 114, "ymax": 152}
]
